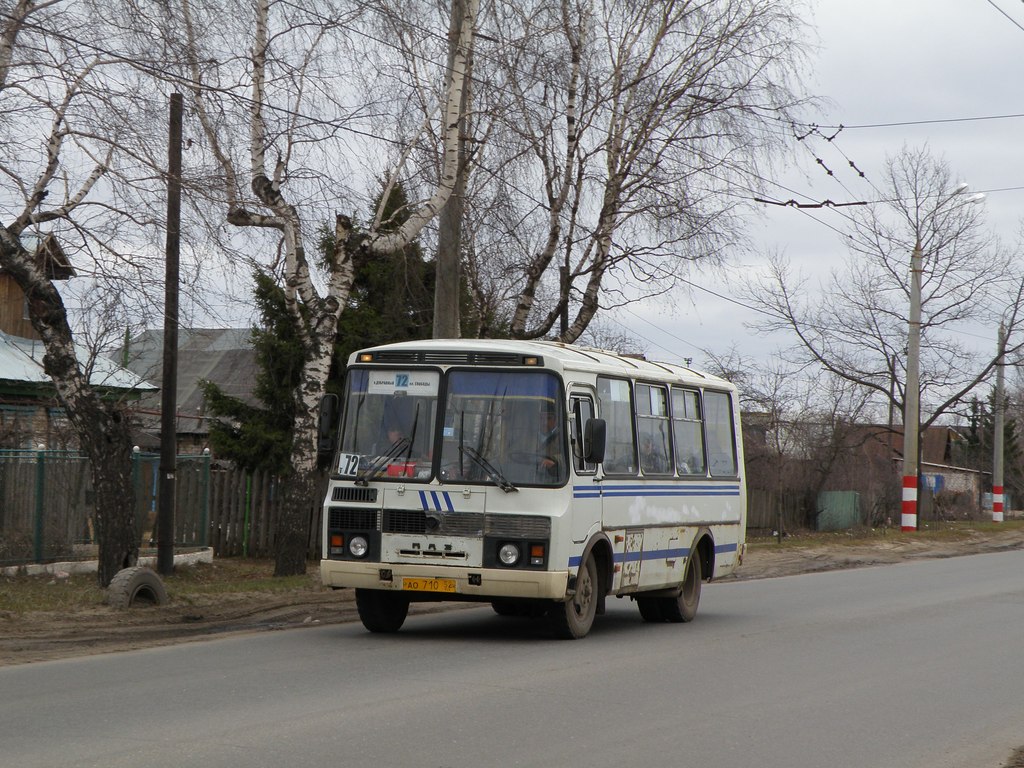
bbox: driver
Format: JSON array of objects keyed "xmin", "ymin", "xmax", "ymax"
[{"xmin": 537, "ymin": 402, "xmax": 563, "ymax": 478}]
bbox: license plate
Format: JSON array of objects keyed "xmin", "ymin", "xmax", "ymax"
[{"xmin": 403, "ymin": 577, "xmax": 457, "ymax": 593}]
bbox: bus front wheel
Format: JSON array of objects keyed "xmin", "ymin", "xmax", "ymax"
[
  {"xmin": 549, "ymin": 553, "xmax": 598, "ymax": 639},
  {"xmin": 355, "ymin": 589, "xmax": 410, "ymax": 633}
]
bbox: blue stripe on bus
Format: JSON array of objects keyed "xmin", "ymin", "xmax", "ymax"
[
  {"xmin": 419, "ymin": 491, "xmax": 455, "ymax": 512},
  {"xmin": 616, "ymin": 547, "xmax": 690, "ymax": 563},
  {"xmin": 568, "ymin": 548, "xmax": 692, "ymax": 568},
  {"xmin": 572, "ymin": 484, "xmax": 740, "ymax": 499},
  {"xmin": 569, "ymin": 543, "xmax": 738, "ymax": 567}
]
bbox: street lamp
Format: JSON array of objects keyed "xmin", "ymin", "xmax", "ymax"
[{"xmin": 901, "ymin": 185, "xmax": 984, "ymax": 532}]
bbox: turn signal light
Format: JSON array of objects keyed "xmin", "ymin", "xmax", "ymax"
[
  {"xmin": 329, "ymin": 533, "xmax": 345, "ymax": 557},
  {"xmin": 530, "ymin": 543, "xmax": 545, "ymax": 565}
]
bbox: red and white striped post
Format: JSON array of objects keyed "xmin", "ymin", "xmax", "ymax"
[
  {"xmin": 993, "ymin": 485, "xmax": 1004, "ymax": 523},
  {"xmin": 902, "ymin": 242, "xmax": 923, "ymax": 532},
  {"xmin": 993, "ymin": 323, "xmax": 1005, "ymax": 523},
  {"xmin": 902, "ymin": 476, "xmax": 918, "ymax": 531}
]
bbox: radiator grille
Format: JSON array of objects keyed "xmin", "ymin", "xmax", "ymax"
[
  {"xmin": 331, "ymin": 486, "xmax": 378, "ymax": 503},
  {"xmin": 485, "ymin": 514, "xmax": 551, "ymax": 538},
  {"xmin": 379, "ymin": 510, "xmax": 550, "ymax": 538},
  {"xmin": 383, "ymin": 509, "xmax": 428, "ymax": 534},
  {"xmin": 382, "ymin": 510, "xmax": 486, "ymax": 536},
  {"xmin": 328, "ymin": 508, "xmax": 379, "ymax": 530}
]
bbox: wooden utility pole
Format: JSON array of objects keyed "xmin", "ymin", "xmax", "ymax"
[{"xmin": 157, "ymin": 92, "xmax": 183, "ymax": 575}]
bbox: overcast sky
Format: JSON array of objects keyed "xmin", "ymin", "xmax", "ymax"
[{"xmin": 618, "ymin": 0, "xmax": 1024, "ymax": 371}]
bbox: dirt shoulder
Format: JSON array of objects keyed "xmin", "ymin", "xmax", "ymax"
[{"xmin": 3, "ymin": 524, "xmax": 1024, "ymax": 666}]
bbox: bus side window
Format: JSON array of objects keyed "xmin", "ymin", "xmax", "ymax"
[
  {"xmin": 703, "ymin": 390, "xmax": 738, "ymax": 477},
  {"xmin": 636, "ymin": 383, "xmax": 671, "ymax": 475},
  {"xmin": 597, "ymin": 376, "xmax": 637, "ymax": 475},
  {"xmin": 570, "ymin": 395, "xmax": 597, "ymax": 474},
  {"xmin": 671, "ymin": 387, "xmax": 706, "ymax": 476}
]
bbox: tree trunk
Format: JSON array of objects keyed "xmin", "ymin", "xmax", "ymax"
[
  {"xmin": 272, "ymin": 471, "xmax": 315, "ymax": 577},
  {"xmin": 80, "ymin": 409, "xmax": 137, "ymax": 585},
  {"xmin": 0, "ymin": 226, "xmax": 138, "ymax": 586}
]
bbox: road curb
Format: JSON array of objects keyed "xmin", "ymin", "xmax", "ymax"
[{"xmin": 1, "ymin": 547, "xmax": 214, "ymax": 578}]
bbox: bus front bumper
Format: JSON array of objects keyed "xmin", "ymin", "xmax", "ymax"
[{"xmin": 320, "ymin": 559, "xmax": 570, "ymax": 600}]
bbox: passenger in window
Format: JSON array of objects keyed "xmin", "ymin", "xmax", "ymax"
[{"xmin": 639, "ymin": 434, "xmax": 670, "ymax": 474}]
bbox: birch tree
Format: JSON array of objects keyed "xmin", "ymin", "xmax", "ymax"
[
  {"xmin": 461, "ymin": 0, "xmax": 810, "ymax": 341},
  {"xmin": 169, "ymin": 0, "xmax": 476, "ymax": 575},
  {"xmin": 0, "ymin": 0, "xmax": 171, "ymax": 585}
]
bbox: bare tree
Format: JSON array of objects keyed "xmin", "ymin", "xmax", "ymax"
[
  {"xmin": 462, "ymin": 0, "xmax": 810, "ymax": 341},
  {"xmin": 169, "ymin": 0, "xmax": 476, "ymax": 574},
  {"xmin": 705, "ymin": 348, "xmax": 885, "ymax": 528},
  {"xmin": 746, "ymin": 146, "xmax": 1024, "ymax": 442},
  {"xmin": 0, "ymin": 0, "xmax": 171, "ymax": 585}
]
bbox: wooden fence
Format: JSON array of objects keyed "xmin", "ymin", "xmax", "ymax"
[
  {"xmin": 746, "ymin": 489, "xmax": 811, "ymax": 537},
  {"xmin": 0, "ymin": 449, "xmax": 325, "ymax": 566},
  {"xmin": 2, "ymin": 448, "xmax": 885, "ymax": 566}
]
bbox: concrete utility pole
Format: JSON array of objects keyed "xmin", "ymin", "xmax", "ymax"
[
  {"xmin": 993, "ymin": 323, "xmax": 1006, "ymax": 523},
  {"xmin": 433, "ymin": 0, "xmax": 472, "ymax": 339},
  {"xmin": 157, "ymin": 92, "xmax": 183, "ymax": 575},
  {"xmin": 902, "ymin": 241, "xmax": 923, "ymax": 532}
]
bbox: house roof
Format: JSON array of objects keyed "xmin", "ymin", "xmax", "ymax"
[
  {"xmin": 850, "ymin": 423, "xmax": 967, "ymax": 466},
  {"xmin": 0, "ymin": 331, "xmax": 156, "ymax": 392},
  {"xmin": 116, "ymin": 329, "xmax": 259, "ymax": 433},
  {"xmin": 3, "ymin": 233, "xmax": 78, "ymax": 280}
]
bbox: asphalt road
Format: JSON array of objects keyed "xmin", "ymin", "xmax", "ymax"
[{"xmin": 3, "ymin": 550, "xmax": 1023, "ymax": 768}]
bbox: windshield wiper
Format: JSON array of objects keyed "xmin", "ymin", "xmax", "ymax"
[
  {"xmin": 355, "ymin": 437, "xmax": 411, "ymax": 486},
  {"xmin": 461, "ymin": 445, "xmax": 517, "ymax": 493}
]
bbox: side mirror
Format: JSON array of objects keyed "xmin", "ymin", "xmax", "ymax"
[
  {"xmin": 583, "ymin": 418, "xmax": 606, "ymax": 464},
  {"xmin": 317, "ymin": 394, "xmax": 339, "ymax": 467}
]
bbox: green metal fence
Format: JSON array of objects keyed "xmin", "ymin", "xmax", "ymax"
[{"xmin": 0, "ymin": 448, "xmax": 211, "ymax": 567}]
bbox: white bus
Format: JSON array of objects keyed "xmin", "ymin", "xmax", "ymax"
[{"xmin": 319, "ymin": 339, "xmax": 746, "ymax": 639}]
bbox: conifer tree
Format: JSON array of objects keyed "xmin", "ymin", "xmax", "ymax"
[{"xmin": 199, "ymin": 272, "xmax": 305, "ymax": 474}]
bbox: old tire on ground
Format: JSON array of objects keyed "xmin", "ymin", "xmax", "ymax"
[
  {"xmin": 106, "ymin": 566, "xmax": 168, "ymax": 609},
  {"xmin": 548, "ymin": 553, "xmax": 598, "ymax": 639},
  {"xmin": 660, "ymin": 552, "xmax": 702, "ymax": 623},
  {"xmin": 355, "ymin": 588, "xmax": 410, "ymax": 633}
]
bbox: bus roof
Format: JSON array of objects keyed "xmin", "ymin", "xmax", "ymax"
[{"xmin": 350, "ymin": 339, "xmax": 735, "ymax": 390}]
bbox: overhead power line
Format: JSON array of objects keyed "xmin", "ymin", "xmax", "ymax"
[
  {"xmin": 984, "ymin": 0, "xmax": 1024, "ymax": 34},
  {"xmin": 800, "ymin": 111, "xmax": 1024, "ymax": 131}
]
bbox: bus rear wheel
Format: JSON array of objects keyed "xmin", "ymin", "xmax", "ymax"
[
  {"xmin": 662, "ymin": 553, "xmax": 702, "ymax": 623},
  {"xmin": 549, "ymin": 553, "xmax": 598, "ymax": 639},
  {"xmin": 636, "ymin": 597, "xmax": 663, "ymax": 622},
  {"xmin": 355, "ymin": 589, "xmax": 410, "ymax": 633}
]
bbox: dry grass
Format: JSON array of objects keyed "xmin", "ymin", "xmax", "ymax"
[
  {"xmin": 746, "ymin": 519, "xmax": 1024, "ymax": 551},
  {"xmin": 0, "ymin": 559, "xmax": 319, "ymax": 616},
  {"xmin": 4, "ymin": 520, "xmax": 1023, "ymax": 617}
]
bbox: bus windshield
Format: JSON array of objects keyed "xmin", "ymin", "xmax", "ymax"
[
  {"xmin": 438, "ymin": 370, "xmax": 566, "ymax": 487},
  {"xmin": 338, "ymin": 369, "xmax": 439, "ymax": 481},
  {"xmin": 336, "ymin": 367, "xmax": 567, "ymax": 486}
]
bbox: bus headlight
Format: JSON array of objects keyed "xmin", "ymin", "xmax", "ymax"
[
  {"xmin": 498, "ymin": 543, "xmax": 520, "ymax": 566},
  {"xmin": 349, "ymin": 535, "xmax": 369, "ymax": 558}
]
